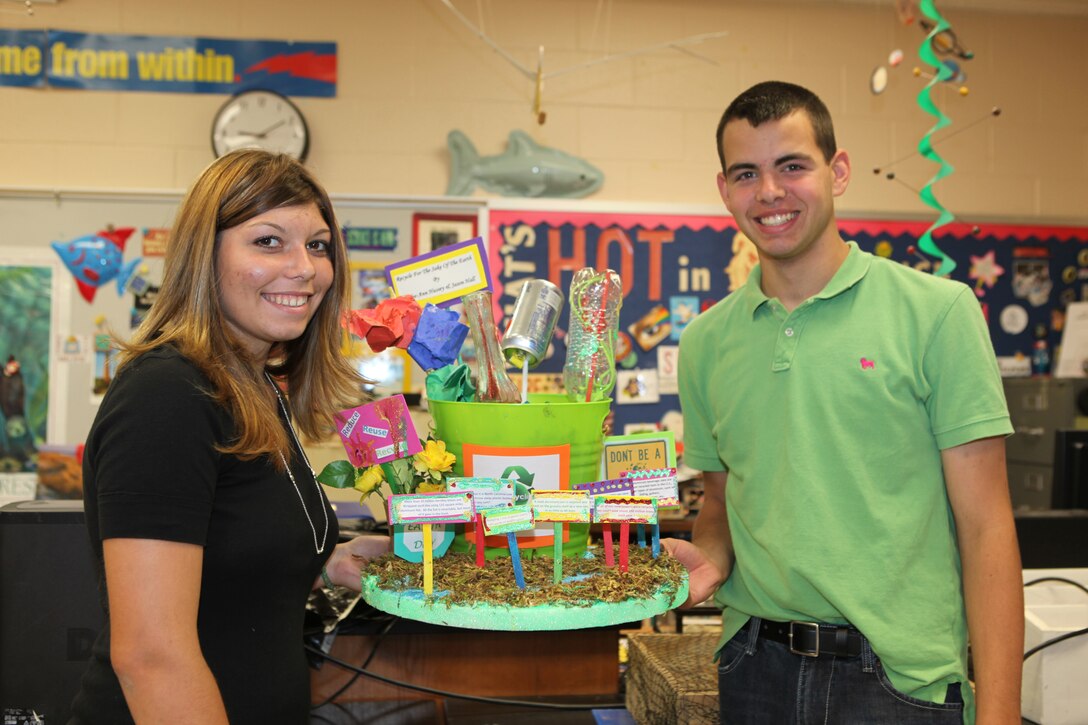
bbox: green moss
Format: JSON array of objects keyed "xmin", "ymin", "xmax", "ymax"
[{"xmin": 364, "ymin": 544, "xmax": 686, "ymax": 608}]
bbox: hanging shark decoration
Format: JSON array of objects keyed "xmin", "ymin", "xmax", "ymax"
[{"xmin": 446, "ymin": 130, "xmax": 603, "ymax": 198}]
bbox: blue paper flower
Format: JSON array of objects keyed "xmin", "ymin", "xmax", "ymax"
[{"xmin": 406, "ymin": 304, "xmax": 469, "ymax": 371}]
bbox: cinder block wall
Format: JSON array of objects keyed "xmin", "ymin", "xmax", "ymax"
[{"xmin": 3, "ymin": 0, "xmax": 1086, "ymax": 222}]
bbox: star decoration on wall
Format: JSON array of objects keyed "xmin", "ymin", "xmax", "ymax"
[{"xmin": 969, "ymin": 250, "xmax": 1005, "ymax": 296}]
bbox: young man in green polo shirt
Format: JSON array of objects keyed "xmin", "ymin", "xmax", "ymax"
[{"xmin": 665, "ymin": 81, "xmax": 1023, "ymax": 724}]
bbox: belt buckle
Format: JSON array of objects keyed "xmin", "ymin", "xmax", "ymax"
[{"xmin": 788, "ymin": 621, "xmax": 820, "ymax": 657}]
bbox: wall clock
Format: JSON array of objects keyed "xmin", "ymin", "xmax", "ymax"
[{"xmin": 211, "ymin": 89, "xmax": 309, "ymax": 161}]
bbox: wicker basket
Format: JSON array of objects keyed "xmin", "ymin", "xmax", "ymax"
[{"xmin": 625, "ymin": 633, "xmax": 719, "ymax": 725}]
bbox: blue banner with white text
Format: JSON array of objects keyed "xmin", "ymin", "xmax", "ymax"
[{"xmin": 0, "ymin": 29, "xmax": 336, "ymax": 97}]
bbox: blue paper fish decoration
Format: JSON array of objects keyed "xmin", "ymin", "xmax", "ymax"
[
  {"xmin": 447, "ymin": 130, "xmax": 603, "ymax": 198},
  {"xmin": 52, "ymin": 228, "xmax": 142, "ymax": 303}
]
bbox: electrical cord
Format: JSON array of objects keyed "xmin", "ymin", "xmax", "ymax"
[
  {"xmin": 1024, "ymin": 576, "xmax": 1088, "ymax": 597},
  {"xmin": 304, "ymin": 642, "xmax": 625, "ymax": 711},
  {"xmin": 1021, "ymin": 576, "xmax": 1088, "ymax": 662},
  {"xmin": 1022, "ymin": 626, "xmax": 1088, "ymax": 662},
  {"xmin": 311, "ymin": 615, "xmax": 398, "ymax": 710}
]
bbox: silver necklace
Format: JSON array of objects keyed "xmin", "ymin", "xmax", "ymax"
[{"xmin": 266, "ymin": 373, "xmax": 328, "ymax": 555}]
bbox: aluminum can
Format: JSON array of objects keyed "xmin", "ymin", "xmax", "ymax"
[{"xmin": 501, "ymin": 279, "xmax": 564, "ymax": 369}]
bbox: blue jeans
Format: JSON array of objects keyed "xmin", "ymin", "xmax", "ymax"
[{"xmin": 718, "ymin": 619, "xmax": 965, "ymax": 725}]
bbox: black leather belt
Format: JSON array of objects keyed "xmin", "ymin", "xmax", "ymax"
[{"xmin": 755, "ymin": 619, "xmax": 863, "ymax": 658}]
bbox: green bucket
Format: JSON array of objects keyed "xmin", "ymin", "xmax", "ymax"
[{"xmin": 430, "ymin": 394, "xmax": 610, "ymax": 559}]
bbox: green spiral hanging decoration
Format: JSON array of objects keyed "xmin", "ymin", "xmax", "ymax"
[{"xmin": 915, "ymin": 0, "xmax": 956, "ymax": 277}]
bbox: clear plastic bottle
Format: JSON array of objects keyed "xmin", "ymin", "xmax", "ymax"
[
  {"xmin": 563, "ymin": 267, "xmax": 623, "ymax": 402},
  {"xmin": 462, "ymin": 290, "xmax": 521, "ymax": 403}
]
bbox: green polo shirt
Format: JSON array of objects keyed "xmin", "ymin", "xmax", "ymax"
[{"xmin": 678, "ymin": 242, "xmax": 1012, "ymax": 723}]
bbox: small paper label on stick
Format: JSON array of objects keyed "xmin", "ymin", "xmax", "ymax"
[
  {"xmin": 593, "ymin": 495, "xmax": 657, "ymax": 524},
  {"xmin": 623, "ymin": 467, "xmax": 680, "ymax": 508},
  {"xmin": 482, "ymin": 503, "xmax": 535, "ymax": 535},
  {"xmin": 388, "ymin": 492, "xmax": 476, "ymax": 525},
  {"xmin": 573, "ymin": 477, "xmax": 634, "ymax": 497},
  {"xmin": 531, "ymin": 490, "xmax": 592, "ymax": 523},
  {"xmin": 448, "ymin": 477, "xmax": 515, "ymax": 512}
]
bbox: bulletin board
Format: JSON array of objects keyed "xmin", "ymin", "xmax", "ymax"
[{"xmin": 487, "ymin": 202, "xmax": 1088, "ymax": 437}]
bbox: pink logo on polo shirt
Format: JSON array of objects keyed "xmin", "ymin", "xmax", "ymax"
[{"xmin": 860, "ymin": 358, "xmax": 875, "ymax": 370}]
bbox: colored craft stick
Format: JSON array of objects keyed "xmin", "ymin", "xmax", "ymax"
[
  {"xmin": 603, "ymin": 523, "xmax": 615, "ymax": 568},
  {"xmin": 422, "ymin": 523, "xmax": 434, "ymax": 595},
  {"xmin": 553, "ymin": 522, "xmax": 563, "ymax": 584},
  {"xmin": 637, "ymin": 523, "xmax": 646, "ymax": 548},
  {"xmin": 507, "ymin": 532, "xmax": 526, "ymax": 589},
  {"xmin": 619, "ymin": 522, "xmax": 630, "ymax": 572},
  {"xmin": 475, "ymin": 514, "xmax": 486, "ymax": 568},
  {"xmin": 652, "ymin": 524, "xmax": 660, "ymax": 559}
]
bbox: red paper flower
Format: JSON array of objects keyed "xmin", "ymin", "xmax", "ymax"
[{"xmin": 343, "ymin": 295, "xmax": 422, "ymax": 352}]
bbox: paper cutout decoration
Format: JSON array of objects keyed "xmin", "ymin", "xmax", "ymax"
[
  {"xmin": 914, "ymin": 0, "xmax": 958, "ymax": 277},
  {"xmin": 969, "ymin": 250, "xmax": 1005, "ymax": 297},
  {"xmin": 343, "ymin": 296, "xmax": 422, "ymax": 353},
  {"xmin": 333, "ymin": 394, "xmax": 422, "ymax": 468},
  {"xmin": 52, "ymin": 228, "xmax": 142, "ymax": 303},
  {"xmin": 425, "ymin": 362, "xmax": 476, "ymax": 403},
  {"xmin": 407, "ymin": 304, "xmax": 469, "ymax": 371}
]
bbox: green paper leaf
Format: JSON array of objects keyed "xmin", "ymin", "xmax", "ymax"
[
  {"xmin": 317, "ymin": 459, "xmax": 357, "ymax": 489},
  {"xmin": 382, "ymin": 457, "xmax": 415, "ymax": 495}
]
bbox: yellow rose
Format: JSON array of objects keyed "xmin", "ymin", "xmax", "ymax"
[
  {"xmin": 412, "ymin": 439, "xmax": 456, "ymax": 477},
  {"xmin": 353, "ymin": 465, "xmax": 385, "ymax": 498},
  {"xmin": 416, "ymin": 479, "xmax": 446, "ymax": 493}
]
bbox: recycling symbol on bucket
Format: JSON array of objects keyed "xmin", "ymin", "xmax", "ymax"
[
  {"xmin": 501, "ymin": 466, "xmax": 536, "ymax": 505},
  {"xmin": 500, "ymin": 465, "xmax": 535, "ymax": 486}
]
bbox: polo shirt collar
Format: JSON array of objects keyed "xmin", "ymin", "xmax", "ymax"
[{"xmin": 740, "ymin": 241, "xmax": 871, "ymax": 317}]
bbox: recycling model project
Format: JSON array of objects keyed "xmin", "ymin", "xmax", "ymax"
[{"xmin": 317, "ymin": 236, "xmax": 688, "ymax": 630}]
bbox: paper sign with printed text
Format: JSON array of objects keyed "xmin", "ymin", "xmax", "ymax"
[
  {"xmin": 600, "ymin": 430, "xmax": 676, "ymax": 479},
  {"xmin": 447, "ymin": 477, "xmax": 515, "ymax": 512},
  {"xmin": 385, "ymin": 237, "xmax": 491, "ymax": 307},
  {"xmin": 531, "ymin": 490, "xmax": 593, "ymax": 523},
  {"xmin": 623, "ymin": 467, "xmax": 680, "ymax": 508},
  {"xmin": 593, "ymin": 495, "xmax": 658, "ymax": 524},
  {"xmin": 482, "ymin": 503, "xmax": 535, "ymax": 536},
  {"xmin": 388, "ymin": 492, "xmax": 476, "ymax": 525}
]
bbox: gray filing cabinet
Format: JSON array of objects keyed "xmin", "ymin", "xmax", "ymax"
[{"xmin": 1003, "ymin": 377, "xmax": 1088, "ymax": 510}]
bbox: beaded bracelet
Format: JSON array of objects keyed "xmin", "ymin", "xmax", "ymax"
[{"xmin": 321, "ymin": 566, "xmax": 334, "ymax": 589}]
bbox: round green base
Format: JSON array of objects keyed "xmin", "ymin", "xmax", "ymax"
[{"xmin": 360, "ymin": 572, "xmax": 689, "ymax": 631}]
